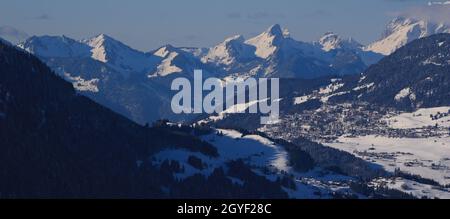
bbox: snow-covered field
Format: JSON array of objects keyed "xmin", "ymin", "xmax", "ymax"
[
  {"xmin": 370, "ymin": 177, "xmax": 450, "ymax": 199},
  {"xmin": 385, "ymin": 107, "xmax": 450, "ymax": 129},
  {"xmin": 324, "ymin": 135, "xmax": 450, "ymax": 185},
  {"xmin": 153, "ymin": 129, "xmax": 290, "ymax": 179},
  {"xmin": 64, "ymin": 73, "xmax": 99, "ymax": 93},
  {"xmin": 153, "ymin": 129, "xmax": 354, "ymax": 199}
]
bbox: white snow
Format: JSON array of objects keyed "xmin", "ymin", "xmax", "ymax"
[
  {"xmin": 202, "ymin": 98, "xmax": 269, "ymax": 122},
  {"xmin": 153, "ymin": 129, "xmax": 290, "ymax": 179},
  {"xmin": 245, "ymin": 25, "xmax": 283, "ymax": 59},
  {"xmin": 385, "ymin": 107, "xmax": 450, "ymax": 129},
  {"xmin": 294, "ymin": 95, "xmax": 310, "ymax": 105},
  {"xmin": 154, "ymin": 46, "xmax": 171, "ymax": 58},
  {"xmin": 84, "ymin": 34, "xmax": 156, "ymax": 73},
  {"xmin": 294, "ymin": 81, "xmax": 346, "ymax": 104},
  {"xmin": 318, "ymin": 82, "xmax": 344, "ymax": 95},
  {"xmin": 224, "ymin": 99, "xmax": 267, "ymax": 114},
  {"xmin": 421, "ymin": 57, "xmax": 444, "ymax": 66},
  {"xmin": 394, "ymin": 87, "xmax": 415, "ymax": 101},
  {"xmin": 87, "ymin": 35, "xmax": 109, "ymax": 63},
  {"xmin": 19, "ymin": 34, "xmax": 157, "ymax": 75},
  {"xmin": 153, "ymin": 128, "xmax": 355, "ymax": 198},
  {"xmin": 370, "ymin": 177, "xmax": 450, "ymax": 199},
  {"xmin": 365, "ymin": 17, "xmax": 450, "ymax": 55},
  {"xmin": 151, "ymin": 52, "xmax": 182, "ymax": 77},
  {"xmin": 353, "ymin": 83, "xmax": 374, "ymax": 91},
  {"xmin": 64, "ymin": 73, "xmax": 99, "ymax": 92},
  {"xmin": 18, "ymin": 36, "xmax": 91, "ymax": 58},
  {"xmin": 321, "ymin": 91, "xmax": 349, "ymax": 103},
  {"xmin": 202, "ymin": 35, "xmax": 255, "ymax": 66},
  {"xmin": 325, "ymin": 135, "xmax": 450, "ymax": 185},
  {"xmin": 318, "ymin": 32, "xmax": 361, "ymax": 52}
]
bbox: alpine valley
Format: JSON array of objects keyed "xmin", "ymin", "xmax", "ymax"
[{"xmin": 1, "ymin": 14, "xmax": 450, "ymax": 199}]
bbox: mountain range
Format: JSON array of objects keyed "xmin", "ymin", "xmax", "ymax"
[
  {"xmin": 2, "ymin": 16, "xmax": 446, "ymax": 126},
  {"xmin": 208, "ymin": 33, "xmax": 450, "ymax": 126},
  {"xmin": 1, "ymin": 40, "xmax": 397, "ymax": 198},
  {"xmin": 201, "ymin": 32, "xmax": 450, "ymax": 198},
  {"xmin": 2, "ymin": 14, "xmax": 450, "ymax": 198},
  {"xmin": 10, "ymin": 23, "xmax": 381, "ymax": 124}
]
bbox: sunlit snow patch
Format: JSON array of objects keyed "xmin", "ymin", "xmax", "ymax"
[
  {"xmin": 64, "ymin": 73, "xmax": 99, "ymax": 93},
  {"xmin": 385, "ymin": 107, "xmax": 450, "ymax": 129}
]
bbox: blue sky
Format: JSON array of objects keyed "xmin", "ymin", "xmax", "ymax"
[{"xmin": 0, "ymin": 0, "xmax": 444, "ymax": 51}]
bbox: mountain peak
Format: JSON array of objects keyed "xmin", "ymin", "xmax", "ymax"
[
  {"xmin": 82, "ymin": 33, "xmax": 156, "ymax": 73},
  {"xmin": 266, "ymin": 24, "xmax": 283, "ymax": 36},
  {"xmin": 320, "ymin": 32, "xmax": 339, "ymax": 41},
  {"xmin": 245, "ymin": 24, "xmax": 287, "ymax": 59},
  {"xmin": 319, "ymin": 32, "xmax": 340, "ymax": 52},
  {"xmin": 86, "ymin": 33, "xmax": 119, "ymax": 48},
  {"xmin": 153, "ymin": 44, "xmax": 178, "ymax": 57},
  {"xmin": 318, "ymin": 32, "xmax": 361, "ymax": 52},
  {"xmin": 366, "ymin": 16, "xmax": 450, "ymax": 55},
  {"xmin": 202, "ymin": 34, "xmax": 255, "ymax": 67},
  {"xmin": 223, "ymin": 35, "xmax": 245, "ymax": 43},
  {"xmin": 18, "ymin": 35, "xmax": 91, "ymax": 58},
  {"xmin": 93, "ymin": 33, "xmax": 115, "ymax": 40}
]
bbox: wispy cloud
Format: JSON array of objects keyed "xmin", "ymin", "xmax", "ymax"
[
  {"xmin": 427, "ymin": 1, "xmax": 450, "ymax": 5},
  {"xmin": 34, "ymin": 13, "xmax": 52, "ymax": 20},
  {"xmin": 226, "ymin": 12, "xmax": 242, "ymax": 19},
  {"xmin": 390, "ymin": 1, "xmax": 450, "ymax": 24},
  {"xmin": 226, "ymin": 11, "xmax": 285, "ymax": 20},
  {"xmin": 184, "ymin": 34, "xmax": 200, "ymax": 41}
]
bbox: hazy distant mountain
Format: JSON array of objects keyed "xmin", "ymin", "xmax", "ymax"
[
  {"xmin": 365, "ymin": 17, "xmax": 450, "ymax": 55},
  {"xmin": 0, "ymin": 26, "xmax": 28, "ymax": 45},
  {"xmin": 17, "ymin": 24, "xmax": 384, "ymax": 123},
  {"xmin": 0, "ymin": 37, "xmax": 11, "ymax": 45}
]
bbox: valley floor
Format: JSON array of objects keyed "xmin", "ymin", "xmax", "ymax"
[{"xmin": 261, "ymin": 105, "xmax": 450, "ymax": 198}]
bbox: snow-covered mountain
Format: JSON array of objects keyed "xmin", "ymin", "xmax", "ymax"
[
  {"xmin": 149, "ymin": 44, "xmax": 216, "ymax": 78},
  {"xmin": 201, "ymin": 35, "xmax": 257, "ymax": 68},
  {"xmin": 82, "ymin": 34, "xmax": 157, "ymax": 74},
  {"xmin": 5, "ymin": 41, "xmax": 322, "ymax": 199},
  {"xmin": 245, "ymin": 24, "xmax": 289, "ymax": 59},
  {"xmin": 365, "ymin": 17, "xmax": 450, "ymax": 55},
  {"xmin": 200, "ymin": 34, "xmax": 450, "ymax": 199},
  {"xmin": 19, "ymin": 34, "xmax": 158, "ymax": 76},
  {"xmin": 317, "ymin": 32, "xmax": 362, "ymax": 52},
  {"xmin": 7, "ymin": 24, "xmax": 450, "ymax": 199},
  {"xmin": 198, "ymin": 24, "xmax": 382, "ymax": 79},
  {"xmin": 18, "ymin": 24, "xmax": 385, "ymax": 81},
  {"xmin": 16, "ymin": 24, "xmax": 385, "ymax": 123},
  {"xmin": 19, "ymin": 35, "xmax": 91, "ymax": 58}
]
